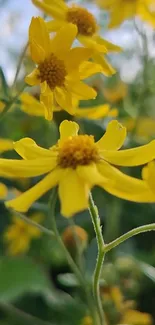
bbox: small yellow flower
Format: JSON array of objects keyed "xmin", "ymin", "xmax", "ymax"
[
  {"xmin": 103, "ymin": 81, "xmax": 127, "ymax": 104},
  {"xmin": 3, "ymin": 213, "xmax": 44, "ymax": 255},
  {"xmin": 0, "ymin": 101, "xmax": 5, "ymax": 113},
  {"xmin": 62, "ymin": 225, "xmax": 88, "ymax": 251},
  {"xmin": 81, "ymin": 316, "xmax": 93, "ymax": 325},
  {"xmin": 25, "ymin": 17, "xmax": 101, "ymax": 120},
  {"xmin": 98, "ymin": 0, "xmax": 155, "ymax": 29},
  {"xmin": 121, "ymin": 117, "xmax": 155, "ymax": 140},
  {"xmin": 31, "ymin": 0, "xmax": 121, "ymax": 75},
  {"xmin": 1, "ymin": 120, "xmax": 155, "ymax": 217},
  {"xmin": 102, "ymin": 286, "xmax": 152, "ymax": 325},
  {"xmin": 20, "ymin": 92, "xmax": 118, "ymax": 119}
]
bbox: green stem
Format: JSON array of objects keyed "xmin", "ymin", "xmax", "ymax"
[
  {"xmin": 49, "ymin": 189, "xmax": 98, "ymax": 324},
  {"xmin": 89, "ymin": 194, "xmax": 105, "ymax": 325},
  {"xmin": 105, "ymin": 223, "xmax": 155, "ymax": 253},
  {"xmin": 0, "ymin": 83, "xmax": 26, "ymax": 121},
  {"xmin": 12, "ymin": 210, "xmax": 55, "ymax": 237},
  {"xmin": 12, "ymin": 41, "xmax": 29, "ymax": 91}
]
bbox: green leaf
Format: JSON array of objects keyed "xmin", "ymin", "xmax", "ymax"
[
  {"xmin": 140, "ymin": 262, "xmax": 155, "ymax": 282},
  {"xmin": 57, "ymin": 273, "xmax": 79, "ymax": 288},
  {"xmin": 0, "ymin": 257, "xmax": 51, "ymax": 302}
]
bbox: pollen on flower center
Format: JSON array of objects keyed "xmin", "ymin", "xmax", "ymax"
[
  {"xmin": 58, "ymin": 135, "xmax": 100, "ymax": 169},
  {"xmin": 38, "ymin": 53, "xmax": 67, "ymax": 89},
  {"xmin": 67, "ymin": 6, "xmax": 97, "ymax": 36}
]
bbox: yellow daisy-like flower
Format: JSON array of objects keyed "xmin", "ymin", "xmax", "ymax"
[
  {"xmin": 0, "ymin": 101, "xmax": 5, "ymax": 113},
  {"xmin": 20, "ymin": 92, "xmax": 118, "ymax": 119},
  {"xmin": 103, "ymin": 286, "xmax": 152, "ymax": 325},
  {"xmin": 31, "ymin": 0, "xmax": 121, "ymax": 75},
  {"xmin": 1, "ymin": 120, "xmax": 155, "ymax": 217},
  {"xmin": 3, "ymin": 213, "xmax": 44, "ymax": 255},
  {"xmin": 121, "ymin": 117, "xmax": 155, "ymax": 141},
  {"xmin": 98, "ymin": 0, "xmax": 154, "ymax": 29},
  {"xmin": 103, "ymin": 81, "xmax": 128, "ymax": 104},
  {"xmin": 25, "ymin": 17, "xmax": 100, "ymax": 120}
]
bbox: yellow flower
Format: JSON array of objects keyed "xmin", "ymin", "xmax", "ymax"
[
  {"xmin": 20, "ymin": 92, "xmax": 118, "ymax": 119},
  {"xmin": 121, "ymin": 117, "xmax": 155, "ymax": 140},
  {"xmin": 25, "ymin": 17, "xmax": 101, "ymax": 120},
  {"xmin": 81, "ymin": 316, "xmax": 93, "ymax": 325},
  {"xmin": 62, "ymin": 225, "xmax": 88, "ymax": 251},
  {"xmin": 0, "ymin": 101, "xmax": 5, "ymax": 113},
  {"xmin": 98, "ymin": 0, "xmax": 155, "ymax": 29},
  {"xmin": 3, "ymin": 213, "xmax": 44, "ymax": 255},
  {"xmin": 103, "ymin": 81, "xmax": 127, "ymax": 104},
  {"xmin": 103, "ymin": 286, "xmax": 152, "ymax": 325},
  {"xmin": 1, "ymin": 120, "xmax": 155, "ymax": 217},
  {"xmin": 31, "ymin": 0, "xmax": 121, "ymax": 75}
]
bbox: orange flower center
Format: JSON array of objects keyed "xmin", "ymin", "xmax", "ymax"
[
  {"xmin": 38, "ymin": 53, "xmax": 67, "ymax": 89},
  {"xmin": 58, "ymin": 135, "xmax": 100, "ymax": 168},
  {"xmin": 67, "ymin": 6, "xmax": 97, "ymax": 36}
]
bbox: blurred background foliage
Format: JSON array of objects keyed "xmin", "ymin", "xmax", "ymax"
[{"xmin": 0, "ymin": 0, "xmax": 155, "ymax": 324}]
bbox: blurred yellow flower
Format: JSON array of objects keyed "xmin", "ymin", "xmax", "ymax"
[
  {"xmin": 25, "ymin": 17, "xmax": 102, "ymax": 120},
  {"xmin": 103, "ymin": 81, "xmax": 127, "ymax": 103},
  {"xmin": 0, "ymin": 120, "xmax": 155, "ymax": 217},
  {"xmin": 31, "ymin": 0, "xmax": 121, "ymax": 75},
  {"xmin": 4, "ymin": 213, "xmax": 44, "ymax": 255},
  {"xmin": 0, "ymin": 101, "xmax": 5, "ymax": 113},
  {"xmin": 81, "ymin": 316, "xmax": 93, "ymax": 325},
  {"xmin": 102, "ymin": 286, "xmax": 152, "ymax": 325},
  {"xmin": 98, "ymin": 0, "xmax": 155, "ymax": 29},
  {"xmin": 20, "ymin": 92, "xmax": 118, "ymax": 119},
  {"xmin": 121, "ymin": 117, "xmax": 155, "ymax": 140},
  {"xmin": 62, "ymin": 225, "xmax": 88, "ymax": 252}
]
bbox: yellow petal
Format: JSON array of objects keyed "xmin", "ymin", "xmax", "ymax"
[
  {"xmin": 6, "ymin": 169, "xmax": 62, "ymax": 212},
  {"xmin": 103, "ymin": 140, "xmax": 155, "ymax": 166},
  {"xmin": 78, "ymin": 35, "xmax": 107, "ymax": 53},
  {"xmin": 51, "ymin": 23, "xmax": 77, "ymax": 59},
  {"xmin": 0, "ymin": 158, "xmax": 55, "ymax": 178},
  {"xmin": 29, "ymin": 17, "xmax": 50, "ymax": 61},
  {"xmin": 92, "ymin": 53, "xmax": 116, "ymax": 76},
  {"xmin": 32, "ymin": 0, "xmax": 67, "ymax": 20},
  {"xmin": 14, "ymin": 138, "xmax": 54, "ymax": 160},
  {"xmin": 20, "ymin": 93, "xmax": 44, "ymax": 117},
  {"xmin": 79, "ymin": 61, "xmax": 103, "ymax": 80},
  {"xmin": 65, "ymin": 48, "xmax": 93, "ymax": 73},
  {"xmin": 7, "ymin": 236, "xmax": 30, "ymax": 255},
  {"xmin": 0, "ymin": 183, "xmax": 8, "ymax": 199},
  {"xmin": 58, "ymin": 169, "xmax": 90, "ymax": 217},
  {"xmin": 121, "ymin": 309, "xmax": 152, "ymax": 325},
  {"xmin": 143, "ymin": 161, "xmax": 155, "ymax": 192},
  {"xmin": 77, "ymin": 163, "xmax": 107, "ymax": 185},
  {"xmin": 54, "ymin": 87, "xmax": 74, "ymax": 114},
  {"xmin": 67, "ymin": 81, "xmax": 97, "ymax": 100},
  {"xmin": 97, "ymin": 120, "xmax": 126, "ymax": 151},
  {"xmin": 40, "ymin": 85, "xmax": 54, "ymax": 120},
  {"xmin": 0, "ymin": 138, "xmax": 13, "ymax": 153},
  {"xmin": 93, "ymin": 36, "xmax": 122, "ymax": 52},
  {"xmin": 46, "ymin": 19, "xmax": 66, "ymax": 32},
  {"xmin": 97, "ymin": 161, "xmax": 155, "ymax": 202},
  {"xmin": 59, "ymin": 120, "xmax": 79, "ymax": 145},
  {"xmin": 75, "ymin": 104, "xmax": 110, "ymax": 119},
  {"xmin": 25, "ymin": 69, "xmax": 40, "ymax": 86}
]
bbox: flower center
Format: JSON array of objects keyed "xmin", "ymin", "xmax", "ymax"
[
  {"xmin": 67, "ymin": 6, "xmax": 97, "ymax": 36},
  {"xmin": 58, "ymin": 135, "xmax": 100, "ymax": 169},
  {"xmin": 38, "ymin": 53, "xmax": 67, "ymax": 89}
]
